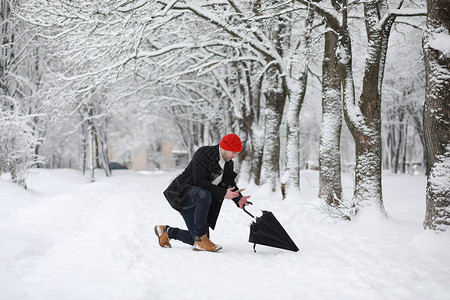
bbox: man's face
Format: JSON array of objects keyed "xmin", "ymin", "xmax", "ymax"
[{"xmin": 221, "ymin": 149, "xmax": 238, "ymax": 162}]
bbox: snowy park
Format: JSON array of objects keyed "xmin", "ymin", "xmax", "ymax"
[
  {"xmin": 1, "ymin": 168, "xmax": 449, "ymax": 300},
  {"xmin": 1, "ymin": 1, "xmax": 450, "ymax": 299}
]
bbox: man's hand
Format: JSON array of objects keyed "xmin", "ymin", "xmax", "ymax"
[
  {"xmin": 225, "ymin": 187, "xmax": 251, "ymax": 208},
  {"xmin": 225, "ymin": 187, "xmax": 240, "ymax": 199},
  {"xmin": 238, "ymin": 195, "xmax": 251, "ymax": 209}
]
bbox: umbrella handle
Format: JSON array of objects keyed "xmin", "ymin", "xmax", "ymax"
[{"xmin": 242, "ymin": 201, "xmax": 255, "ymax": 219}]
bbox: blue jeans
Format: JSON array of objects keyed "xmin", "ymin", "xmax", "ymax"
[{"xmin": 167, "ymin": 187, "xmax": 212, "ymax": 245}]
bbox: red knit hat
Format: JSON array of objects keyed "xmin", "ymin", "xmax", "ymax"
[{"xmin": 220, "ymin": 134, "xmax": 242, "ymax": 152}]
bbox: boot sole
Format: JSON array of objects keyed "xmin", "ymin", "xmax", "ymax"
[{"xmin": 193, "ymin": 245, "xmax": 222, "ymax": 252}]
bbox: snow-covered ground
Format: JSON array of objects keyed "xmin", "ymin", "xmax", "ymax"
[{"xmin": 1, "ymin": 168, "xmax": 449, "ymax": 300}]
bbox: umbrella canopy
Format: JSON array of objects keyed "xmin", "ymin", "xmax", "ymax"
[{"xmin": 243, "ymin": 206, "xmax": 299, "ymax": 252}]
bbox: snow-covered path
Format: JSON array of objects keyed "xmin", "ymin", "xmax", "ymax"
[{"xmin": 1, "ymin": 169, "xmax": 449, "ymax": 300}]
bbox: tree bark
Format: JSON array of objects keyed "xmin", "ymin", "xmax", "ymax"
[
  {"xmin": 423, "ymin": 0, "xmax": 450, "ymax": 231},
  {"xmin": 80, "ymin": 120, "xmax": 87, "ymax": 175},
  {"xmin": 285, "ymin": 7, "xmax": 314, "ymax": 193},
  {"xmin": 88, "ymin": 107, "xmax": 95, "ymax": 183},
  {"xmin": 248, "ymin": 66, "xmax": 264, "ymax": 186},
  {"xmin": 95, "ymin": 120, "xmax": 112, "ymax": 177},
  {"xmin": 319, "ymin": 27, "xmax": 343, "ymax": 205},
  {"xmin": 261, "ymin": 65, "xmax": 286, "ymax": 192}
]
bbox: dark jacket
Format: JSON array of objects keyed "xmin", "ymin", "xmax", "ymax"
[{"xmin": 163, "ymin": 145, "xmax": 241, "ymax": 229}]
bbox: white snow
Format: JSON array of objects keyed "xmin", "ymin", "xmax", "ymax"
[
  {"xmin": 428, "ymin": 29, "xmax": 450, "ymax": 59},
  {"xmin": 1, "ymin": 168, "xmax": 449, "ymax": 300}
]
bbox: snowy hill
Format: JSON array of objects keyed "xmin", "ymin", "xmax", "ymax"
[{"xmin": 1, "ymin": 169, "xmax": 449, "ymax": 300}]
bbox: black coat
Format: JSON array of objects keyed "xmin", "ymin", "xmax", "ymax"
[{"xmin": 163, "ymin": 145, "xmax": 241, "ymax": 229}]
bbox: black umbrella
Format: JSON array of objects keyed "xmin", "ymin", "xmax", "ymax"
[{"xmin": 243, "ymin": 204, "xmax": 299, "ymax": 252}]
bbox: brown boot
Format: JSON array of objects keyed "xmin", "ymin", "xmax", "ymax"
[
  {"xmin": 154, "ymin": 225, "xmax": 172, "ymax": 248},
  {"xmin": 193, "ymin": 234, "xmax": 222, "ymax": 252}
]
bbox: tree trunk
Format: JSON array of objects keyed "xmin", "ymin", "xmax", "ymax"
[
  {"xmin": 401, "ymin": 125, "xmax": 408, "ymax": 174},
  {"xmin": 95, "ymin": 120, "xmax": 111, "ymax": 177},
  {"xmin": 87, "ymin": 107, "xmax": 95, "ymax": 182},
  {"xmin": 249, "ymin": 64, "xmax": 264, "ymax": 185},
  {"xmin": 390, "ymin": 124, "xmax": 397, "ymax": 171},
  {"xmin": 0, "ymin": 1, "xmax": 12, "ymax": 95},
  {"xmin": 385, "ymin": 128, "xmax": 393, "ymax": 172},
  {"xmin": 423, "ymin": 0, "xmax": 450, "ymax": 231},
  {"xmin": 235, "ymin": 62, "xmax": 256, "ymax": 178},
  {"xmin": 80, "ymin": 121, "xmax": 87, "ymax": 175},
  {"xmin": 341, "ymin": 1, "xmax": 399, "ymax": 214},
  {"xmin": 261, "ymin": 65, "xmax": 286, "ymax": 192},
  {"xmin": 89, "ymin": 123, "xmax": 95, "ymax": 182},
  {"xmin": 336, "ymin": 25, "xmax": 363, "ymax": 215},
  {"xmin": 394, "ymin": 121, "xmax": 403, "ymax": 174},
  {"xmin": 319, "ymin": 27, "xmax": 343, "ymax": 205},
  {"xmin": 407, "ymin": 103, "xmax": 427, "ymax": 173},
  {"xmin": 285, "ymin": 8, "xmax": 314, "ymax": 194},
  {"xmin": 251, "ymin": 130, "xmax": 264, "ymax": 186},
  {"xmin": 285, "ymin": 83, "xmax": 301, "ymax": 187}
]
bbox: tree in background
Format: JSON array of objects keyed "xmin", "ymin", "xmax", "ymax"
[
  {"xmin": 16, "ymin": 0, "xmax": 166, "ymax": 181},
  {"xmin": 19, "ymin": 0, "xmax": 321, "ymax": 193},
  {"xmin": 382, "ymin": 23, "xmax": 425, "ymax": 175},
  {"xmin": 318, "ymin": 10, "xmax": 342, "ymax": 206},
  {"xmin": 0, "ymin": 0, "xmax": 42, "ymax": 187},
  {"xmin": 284, "ymin": 7, "xmax": 316, "ymax": 195},
  {"xmin": 11, "ymin": 0, "xmax": 436, "ymax": 229},
  {"xmin": 422, "ymin": 0, "xmax": 450, "ymax": 231},
  {"xmin": 297, "ymin": 0, "xmax": 426, "ymax": 216}
]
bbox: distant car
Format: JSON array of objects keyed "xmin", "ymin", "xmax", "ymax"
[{"xmin": 109, "ymin": 162, "xmax": 128, "ymax": 170}]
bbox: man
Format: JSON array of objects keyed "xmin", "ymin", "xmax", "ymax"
[{"xmin": 155, "ymin": 134, "xmax": 250, "ymax": 252}]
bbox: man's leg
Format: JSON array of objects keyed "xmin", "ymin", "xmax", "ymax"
[
  {"xmin": 166, "ymin": 187, "xmax": 211, "ymax": 246},
  {"xmin": 189, "ymin": 187, "xmax": 212, "ymax": 238},
  {"xmin": 166, "ymin": 208, "xmax": 196, "ymax": 245},
  {"xmin": 187, "ymin": 188, "xmax": 221, "ymax": 252}
]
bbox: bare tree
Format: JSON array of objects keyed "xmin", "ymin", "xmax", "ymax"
[
  {"xmin": 296, "ymin": 0, "xmax": 426, "ymax": 215},
  {"xmin": 382, "ymin": 25, "xmax": 425, "ymax": 174},
  {"xmin": 159, "ymin": 1, "xmax": 324, "ymax": 192},
  {"xmin": 18, "ymin": 0, "xmax": 325, "ymax": 194},
  {"xmin": 1, "ymin": 0, "xmax": 42, "ymax": 187},
  {"xmin": 285, "ymin": 7, "xmax": 316, "ymax": 194}
]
